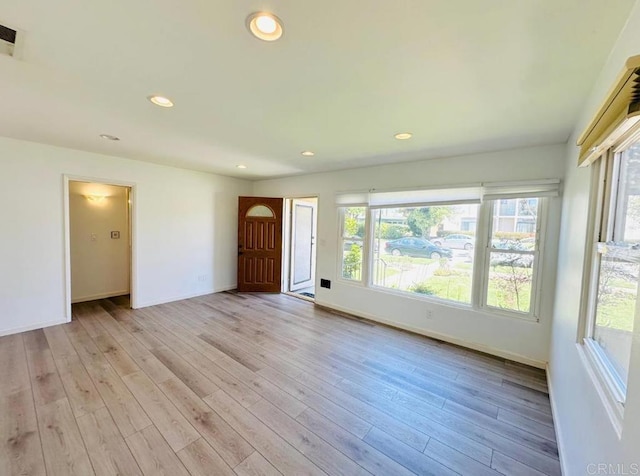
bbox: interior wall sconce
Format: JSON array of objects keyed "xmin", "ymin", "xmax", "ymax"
[{"xmin": 84, "ymin": 194, "xmax": 107, "ymax": 203}]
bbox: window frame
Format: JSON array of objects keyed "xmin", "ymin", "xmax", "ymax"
[
  {"xmin": 336, "ymin": 194, "xmax": 550, "ymax": 317},
  {"xmin": 368, "ymin": 203, "xmax": 481, "ymax": 308},
  {"xmin": 580, "ymin": 126, "xmax": 640, "ymax": 436},
  {"xmin": 337, "ymin": 206, "xmax": 368, "ymax": 285},
  {"xmin": 478, "ymin": 197, "xmax": 547, "ymax": 321}
]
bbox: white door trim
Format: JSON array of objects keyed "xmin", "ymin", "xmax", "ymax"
[
  {"xmin": 290, "ymin": 199, "xmax": 317, "ymax": 292},
  {"xmin": 63, "ymin": 174, "xmax": 138, "ymax": 321}
]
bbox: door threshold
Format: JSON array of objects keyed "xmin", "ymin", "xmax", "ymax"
[{"xmin": 285, "ymin": 291, "xmax": 315, "ymax": 303}]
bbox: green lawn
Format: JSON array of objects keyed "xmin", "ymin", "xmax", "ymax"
[
  {"xmin": 596, "ymin": 289, "xmax": 636, "ymax": 332},
  {"xmin": 413, "ymin": 271, "xmax": 472, "ymax": 304},
  {"xmin": 595, "ymin": 260, "xmax": 638, "ymax": 332}
]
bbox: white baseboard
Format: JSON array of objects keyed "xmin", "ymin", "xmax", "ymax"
[
  {"xmin": 214, "ymin": 284, "xmax": 238, "ymax": 293},
  {"xmin": 72, "ymin": 290, "xmax": 130, "ymax": 304},
  {"xmin": 134, "ymin": 285, "xmax": 236, "ymax": 309},
  {"xmin": 546, "ymin": 364, "xmax": 568, "ymax": 476},
  {"xmin": 316, "ymin": 300, "xmax": 547, "ymax": 369},
  {"xmin": 0, "ymin": 317, "xmax": 70, "ymax": 337}
]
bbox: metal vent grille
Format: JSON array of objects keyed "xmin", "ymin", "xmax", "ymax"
[
  {"xmin": 0, "ymin": 24, "xmax": 16, "ymax": 44},
  {"xmin": 0, "ymin": 23, "xmax": 17, "ymax": 57}
]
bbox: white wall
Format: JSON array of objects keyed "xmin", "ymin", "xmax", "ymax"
[
  {"xmin": 549, "ymin": 1, "xmax": 640, "ymax": 473},
  {"xmin": 254, "ymin": 144, "xmax": 565, "ymax": 367},
  {"xmin": 69, "ymin": 182, "xmax": 130, "ymax": 302},
  {"xmin": 0, "ymin": 136, "xmax": 251, "ymax": 336}
]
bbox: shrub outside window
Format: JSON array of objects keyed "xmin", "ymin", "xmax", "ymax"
[{"xmin": 340, "ymin": 207, "xmax": 366, "ymax": 281}]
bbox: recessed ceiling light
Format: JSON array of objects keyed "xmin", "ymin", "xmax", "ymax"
[
  {"xmin": 394, "ymin": 132, "xmax": 413, "ymax": 140},
  {"xmin": 148, "ymin": 95, "xmax": 174, "ymax": 108},
  {"xmin": 237, "ymin": 164, "xmax": 247, "ymax": 169},
  {"xmin": 301, "ymin": 150, "xmax": 315, "ymax": 157},
  {"xmin": 99, "ymin": 134, "xmax": 120, "ymax": 141},
  {"xmin": 246, "ymin": 12, "xmax": 283, "ymax": 41}
]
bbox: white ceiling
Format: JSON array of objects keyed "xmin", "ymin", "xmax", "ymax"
[{"xmin": 0, "ymin": 0, "xmax": 635, "ymax": 179}]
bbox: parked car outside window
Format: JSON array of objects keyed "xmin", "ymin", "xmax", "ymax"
[
  {"xmin": 432, "ymin": 234, "xmax": 474, "ymax": 250},
  {"xmin": 384, "ymin": 237, "xmax": 453, "ymax": 259}
]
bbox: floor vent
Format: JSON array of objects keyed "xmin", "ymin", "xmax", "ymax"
[{"xmin": 0, "ymin": 23, "xmax": 18, "ymax": 57}]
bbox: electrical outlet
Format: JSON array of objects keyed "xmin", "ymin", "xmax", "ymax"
[
  {"xmin": 426, "ymin": 309, "xmax": 433, "ymax": 319},
  {"xmin": 198, "ymin": 275, "xmax": 207, "ymax": 282},
  {"xmin": 320, "ymin": 279, "xmax": 331, "ymax": 289}
]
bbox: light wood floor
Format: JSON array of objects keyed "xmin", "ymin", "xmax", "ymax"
[{"xmin": 0, "ymin": 292, "xmax": 560, "ymax": 476}]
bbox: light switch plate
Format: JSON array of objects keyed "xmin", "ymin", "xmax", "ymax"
[{"xmin": 111, "ymin": 231, "xmax": 120, "ymax": 239}]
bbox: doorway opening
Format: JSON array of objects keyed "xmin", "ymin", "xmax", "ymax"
[
  {"xmin": 284, "ymin": 197, "xmax": 318, "ymax": 301},
  {"xmin": 66, "ymin": 179, "xmax": 134, "ymax": 317}
]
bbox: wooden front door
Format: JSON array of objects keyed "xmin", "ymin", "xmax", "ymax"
[{"xmin": 237, "ymin": 197, "xmax": 283, "ymax": 292}]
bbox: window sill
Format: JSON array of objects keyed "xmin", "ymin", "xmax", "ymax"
[
  {"xmin": 369, "ymin": 283, "xmax": 473, "ymax": 310},
  {"xmin": 368, "ymin": 283, "xmax": 540, "ymax": 322},
  {"xmin": 578, "ymin": 339, "xmax": 625, "ymax": 438},
  {"xmin": 480, "ymin": 305, "xmax": 539, "ymax": 323}
]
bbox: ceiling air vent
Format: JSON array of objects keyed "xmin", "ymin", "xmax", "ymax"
[{"xmin": 0, "ymin": 23, "xmax": 18, "ymax": 57}]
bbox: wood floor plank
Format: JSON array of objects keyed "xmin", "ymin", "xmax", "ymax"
[
  {"xmin": 126, "ymin": 425, "xmax": 190, "ymax": 476},
  {"xmin": 122, "ymin": 371, "xmax": 200, "ymax": 452},
  {"xmin": 37, "ymin": 398, "xmax": 95, "ymax": 476},
  {"xmin": 424, "ymin": 438, "xmax": 500, "ymax": 476},
  {"xmin": 42, "ymin": 326, "xmax": 77, "ymax": 359},
  {"xmin": 497, "ymin": 408, "xmax": 557, "ymax": 442},
  {"xmin": 247, "ymin": 398, "xmax": 370, "ymax": 476},
  {"xmin": 76, "ymin": 407, "xmax": 142, "ymax": 476},
  {"xmin": 234, "ymin": 451, "xmax": 282, "ymax": 476},
  {"xmin": 74, "ymin": 303, "xmax": 108, "ymax": 338},
  {"xmin": 151, "ymin": 346, "xmax": 220, "ymax": 397},
  {"xmin": 128, "ymin": 311, "xmax": 196, "ymax": 356},
  {"xmin": 115, "ymin": 317, "xmax": 166, "ymax": 350},
  {"xmin": 443, "ymin": 400, "xmax": 558, "ymax": 459},
  {"xmin": 214, "ymin": 354, "xmax": 309, "ymax": 419},
  {"xmin": 159, "ymin": 377, "xmax": 254, "ymax": 467},
  {"xmin": 338, "ymin": 377, "xmax": 494, "ymax": 465},
  {"xmin": 0, "ymin": 334, "xmax": 31, "ymax": 397},
  {"xmin": 296, "ymin": 372, "xmax": 430, "ymax": 452},
  {"xmin": 93, "ymin": 333, "xmax": 140, "ymax": 377},
  {"xmin": 491, "ymin": 451, "xmax": 548, "ymax": 476},
  {"xmin": 204, "ymin": 390, "xmax": 325, "ymax": 475},
  {"xmin": 184, "ymin": 350, "xmax": 262, "ymax": 408},
  {"xmin": 0, "ymin": 389, "xmax": 46, "ymax": 476},
  {"xmin": 199, "ymin": 332, "xmax": 265, "ymax": 372},
  {"xmin": 63, "ymin": 320, "xmax": 107, "ymax": 370},
  {"xmin": 176, "ymin": 438, "xmax": 236, "ymax": 476},
  {"xmin": 296, "ymin": 407, "xmax": 415, "ymax": 476},
  {"xmin": 364, "ymin": 426, "xmax": 457, "ymax": 476},
  {"xmin": 389, "ymin": 391, "xmax": 495, "ymax": 466},
  {"xmin": 51, "ymin": 354, "xmax": 106, "ymax": 418},
  {"xmin": 404, "ymin": 397, "xmax": 561, "ymax": 475},
  {"xmin": 258, "ymin": 366, "xmax": 372, "ymax": 439},
  {"xmin": 22, "ymin": 329, "xmax": 67, "ymax": 406},
  {"xmin": 91, "ymin": 311, "xmax": 174, "ymax": 382},
  {"xmin": 63, "ymin": 324, "xmax": 152, "ymax": 437}
]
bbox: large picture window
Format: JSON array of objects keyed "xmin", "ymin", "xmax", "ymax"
[
  {"xmin": 336, "ymin": 180, "xmax": 558, "ymax": 318},
  {"xmin": 370, "ymin": 204, "xmax": 479, "ymax": 304}
]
